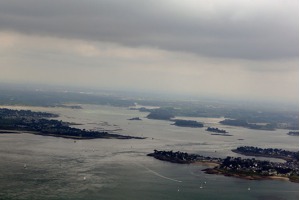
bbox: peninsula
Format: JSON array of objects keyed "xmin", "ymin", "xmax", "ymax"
[
  {"xmin": 232, "ymin": 146, "xmax": 299, "ymax": 162},
  {"xmin": 0, "ymin": 108, "xmax": 144, "ymax": 140},
  {"xmin": 147, "ymin": 150, "xmax": 218, "ymax": 164},
  {"xmin": 148, "ymin": 147, "xmax": 299, "ymax": 183}
]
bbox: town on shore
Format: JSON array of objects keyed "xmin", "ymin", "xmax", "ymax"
[{"xmin": 147, "ymin": 147, "xmax": 299, "ymax": 183}]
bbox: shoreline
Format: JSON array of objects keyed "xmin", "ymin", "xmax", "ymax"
[
  {"xmin": 0, "ymin": 108, "xmax": 145, "ymax": 140},
  {"xmin": 193, "ymin": 161, "xmax": 220, "ymax": 167},
  {"xmin": 0, "ymin": 129, "xmax": 145, "ymax": 140},
  {"xmin": 232, "ymin": 149, "xmax": 295, "ymax": 162},
  {"xmin": 0, "ymin": 130, "xmax": 21, "ymax": 134},
  {"xmin": 211, "ymin": 133, "xmax": 233, "ymax": 136},
  {"xmin": 33, "ymin": 132, "xmax": 145, "ymax": 140},
  {"xmin": 202, "ymin": 168, "xmax": 296, "ymax": 183}
]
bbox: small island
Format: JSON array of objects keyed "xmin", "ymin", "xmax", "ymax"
[
  {"xmin": 0, "ymin": 108, "xmax": 144, "ymax": 140},
  {"xmin": 287, "ymin": 131, "xmax": 299, "ymax": 136},
  {"xmin": 205, "ymin": 127, "xmax": 232, "ymax": 136},
  {"xmin": 171, "ymin": 119, "xmax": 204, "ymax": 128},
  {"xmin": 206, "ymin": 127, "xmax": 227, "ymax": 133},
  {"xmin": 146, "ymin": 107, "xmax": 175, "ymax": 120},
  {"xmin": 148, "ymin": 147, "xmax": 299, "ymax": 183},
  {"xmin": 128, "ymin": 117, "xmax": 142, "ymax": 121}
]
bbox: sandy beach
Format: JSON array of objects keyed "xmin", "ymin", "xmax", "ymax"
[
  {"xmin": 202, "ymin": 168, "xmax": 296, "ymax": 183},
  {"xmin": 193, "ymin": 161, "xmax": 220, "ymax": 167}
]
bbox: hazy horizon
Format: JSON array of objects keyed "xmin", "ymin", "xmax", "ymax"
[
  {"xmin": 1, "ymin": 81, "xmax": 298, "ymax": 112},
  {"xmin": 0, "ymin": 0, "xmax": 298, "ymax": 104}
]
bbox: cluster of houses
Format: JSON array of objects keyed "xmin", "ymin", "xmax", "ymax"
[
  {"xmin": 219, "ymin": 156, "xmax": 299, "ymax": 177},
  {"xmin": 149, "ymin": 150, "xmax": 223, "ymax": 164},
  {"xmin": 234, "ymin": 146, "xmax": 299, "ymax": 161},
  {"xmin": 148, "ymin": 150, "xmax": 201, "ymax": 164},
  {"xmin": 149, "ymin": 148, "xmax": 299, "ymax": 180}
]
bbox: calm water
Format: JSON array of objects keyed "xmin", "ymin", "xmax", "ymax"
[{"xmin": 0, "ymin": 105, "xmax": 298, "ymax": 200}]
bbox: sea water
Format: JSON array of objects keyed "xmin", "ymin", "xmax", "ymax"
[{"xmin": 0, "ymin": 105, "xmax": 298, "ymax": 200}]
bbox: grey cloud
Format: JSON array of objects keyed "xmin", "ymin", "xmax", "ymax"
[{"xmin": 0, "ymin": 0, "xmax": 298, "ymax": 60}]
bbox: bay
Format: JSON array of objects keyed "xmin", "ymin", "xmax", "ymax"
[{"xmin": 0, "ymin": 105, "xmax": 298, "ymax": 200}]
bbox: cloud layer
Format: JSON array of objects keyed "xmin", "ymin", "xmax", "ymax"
[
  {"xmin": 0, "ymin": 0, "xmax": 298, "ymax": 60},
  {"xmin": 0, "ymin": 0, "xmax": 298, "ymax": 103}
]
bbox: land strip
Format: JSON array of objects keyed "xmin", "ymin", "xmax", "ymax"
[
  {"xmin": 148, "ymin": 148, "xmax": 299, "ymax": 183},
  {"xmin": 0, "ymin": 108, "xmax": 144, "ymax": 140}
]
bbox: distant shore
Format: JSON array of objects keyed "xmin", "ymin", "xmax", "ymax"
[
  {"xmin": 0, "ymin": 129, "xmax": 144, "ymax": 140},
  {"xmin": 0, "ymin": 108, "xmax": 145, "ymax": 140}
]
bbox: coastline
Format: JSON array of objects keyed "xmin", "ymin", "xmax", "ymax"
[
  {"xmin": 211, "ymin": 133, "xmax": 233, "ymax": 136},
  {"xmin": 202, "ymin": 168, "xmax": 296, "ymax": 183},
  {"xmin": 148, "ymin": 150, "xmax": 298, "ymax": 183},
  {"xmin": 32, "ymin": 132, "xmax": 145, "ymax": 140},
  {"xmin": 0, "ymin": 108, "xmax": 144, "ymax": 140},
  {"xmin": 0, "ymin": 130, "xmax": 21, "ymax": 134},
  {"xmin": 232, "ymin": 149, "xmax": 296, "ymax": 161},
  {"xmin": 193, "ymin": 161, "xmax": 220, "ymax": 167},
  {"xmin": 0, "ymin": 129, "xmax": 144, "ymax": 140}
]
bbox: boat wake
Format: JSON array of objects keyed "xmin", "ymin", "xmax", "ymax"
[{"xmin": 139, "ymin": 164, "xmax": 182, "ymax": 183}]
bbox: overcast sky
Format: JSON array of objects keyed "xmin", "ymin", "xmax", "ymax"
[{"xmin": 0, "ymin": 0, "xmax": 298, "ymax": 103}]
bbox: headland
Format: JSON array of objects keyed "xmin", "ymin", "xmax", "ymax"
[{"xmin": 148, "ymin": 147, "xmax": 299, "ymax": 183}]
